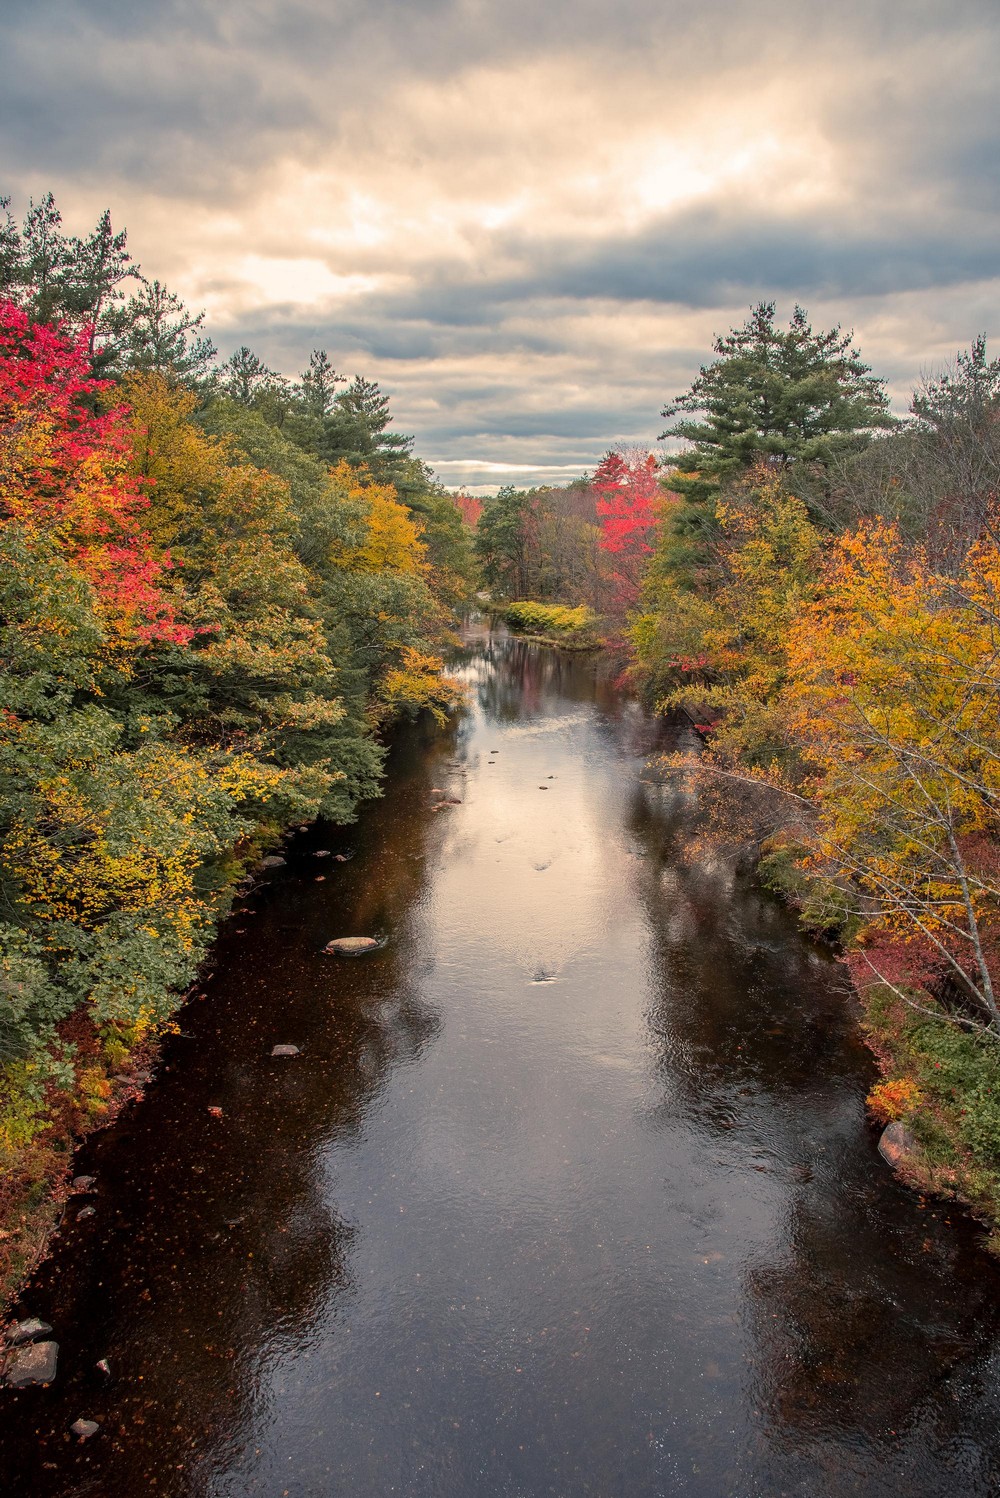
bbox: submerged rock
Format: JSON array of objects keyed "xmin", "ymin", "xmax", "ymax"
[
  {"xmin": 70, "ymin": 1418, "xmax": 100, "ymax": 1440},
  {"xmin": 271, "ymin": 1044, "xmax": 300, "ymax": 1057},
  {"xmin": 323, "ymin": 936, "xmax": 381, "ymax": 956},
  {"xmin": 8, "ymin": 1318, "xmax": 52, "ymax": 1346},
  {"xmin": 4, "ymin": 1340, "xmax": 58, "ymax": 1387},
  {"xmin": 878, "ymin": 1120, "xmax": 919, "ymax": 1170}
]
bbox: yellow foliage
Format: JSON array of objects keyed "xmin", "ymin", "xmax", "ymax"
[
  {"xmin": 378, "ymin": 646, "xmax": 463, "ymax": 726},
  {"xmin": 326, "ymin": 461, "xmax": 427, "ymax": 576}
]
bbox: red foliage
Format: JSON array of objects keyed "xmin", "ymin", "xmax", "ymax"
[
  {"xmin": 846, "ymin": 934, "xmax": 944, "ymax": 994},
  {"xmin": 0, "ymin": 300, "xmax": 189, "ymax": 643},
  {"xmin": 593, "ymin": 448, "xmax": 660, "ymax": 620},
  {"xmin": 455, "ymin": 491, "xmax": 483, "ymax": 529}
]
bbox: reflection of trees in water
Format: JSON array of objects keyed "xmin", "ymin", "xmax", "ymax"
[
  {"xmin": 0, "ymin": 747, "xmax": 445, "ymax": 1498},
  {"xmin": 742, "ymin": 1186, "xmax": 1000, "ymax": 1479},
  {"xmin": 625, "ymin": 774, "xmax": 859, "ymax": 1120},
  {"xmin": 469, "ymin": 639, "xmax": 601, "ymax": 722},
  {"xmin": 624, "ymin": 767, "xmax": 1000, "ymax": 1484}
]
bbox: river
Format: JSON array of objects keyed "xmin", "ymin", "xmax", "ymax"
[{"xmin": 4, "ymin": 623, "xmax": 1000, "ymax": 1496}]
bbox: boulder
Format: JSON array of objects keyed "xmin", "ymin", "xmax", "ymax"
[
  {"xmin": 323, "ymin": 936, "xmax": 381, "ymax": 956},
  {"xmin": 8, "ymin": 1318, "xmax": 52, "ymax": 1346},
  {"xmin": 70, "ymin": 1419, "xmax": 100, "ymax": 1440},
  {"xmin": 878, "ymin": 1120, "xmax": 919, "ymax": 1170},
  {"xmin": 4, "ymin": 1340, "xmax": 58, "ymax": 1387},
  {"xmin": 72, "ymin": 1175, "xmax": 96, "ymax": 1192},
  {"xmin": 260, "ymin": 856, "xmax": 286, "ymax": 869},
  {"xmin": 271, "ymin": 1044, "xmax": 300, "ymax": 1057},
  {"xmin": 77, "ymin": 1205, "xmax": 96, "ymax": 1220}
]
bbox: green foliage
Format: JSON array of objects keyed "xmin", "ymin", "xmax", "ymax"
[{"xmin": 662, "ymin": 301, "xmax": 893, "ymax": 480}]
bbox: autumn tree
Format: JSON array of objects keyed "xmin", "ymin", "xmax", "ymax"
[{"xmin": 593, "ymin": 448, "xmax": 662, "ymax": 624}]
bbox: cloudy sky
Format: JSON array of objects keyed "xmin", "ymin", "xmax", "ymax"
[{"xmin": 2, "ymin": 0, "xmax": 998, "ymax": 491}]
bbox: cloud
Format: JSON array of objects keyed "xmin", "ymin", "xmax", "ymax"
[{"xmin": 2, "ymin": 0, "xmax": 999, "ymax": 487}]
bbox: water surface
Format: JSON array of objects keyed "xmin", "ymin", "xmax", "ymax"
[{"xmin": 4, "ymin": 625, "xmax": 1000, "ymax": 1496}]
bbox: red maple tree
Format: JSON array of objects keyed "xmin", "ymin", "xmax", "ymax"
[
  {"xmin": 593, "ymin": 448, "xmax": 661, "ymax": 621},
  {"xmin": 0, "ymin": 300, "xmax": 189, "ymax": 643}
]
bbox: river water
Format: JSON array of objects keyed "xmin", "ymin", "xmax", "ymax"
[{"xmin": 5, "ymin": 624, "xmax": 1000, "ymax": 1496}]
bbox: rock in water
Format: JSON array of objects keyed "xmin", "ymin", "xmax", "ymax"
[
  {"xmin": 5, "ymin": 1340, "xmax": 58, "ymax": 1387},
  {"xmin": 260, "ymin": 855, "xmax": 286, "ymax": 869},
  {"xmin": 878, "ymin": 1120, "xmax": 918, "ymax": 1169},
  {"xmin": 271, "ymin": 1044, "xmax": 300, "ymax": 1057},
  {"xmin": 8, "ymin": 1318, "xmax": 52, "ymax": 1346},
  {"xmin": 72, "ymin": 1175, "xmax": 96, "ymax": 1192},
  {"xmin": 70, "ymin": 1419, "xmax": 100, "ymax": 1440},
  {"xmin": 323, "ymin": 936, "xmax": 381, "ymax": 956}
]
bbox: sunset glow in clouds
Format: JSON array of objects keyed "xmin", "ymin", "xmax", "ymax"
[{"xmin": 3, "ymin": 0, "xmax": 998, "ymax": 489}]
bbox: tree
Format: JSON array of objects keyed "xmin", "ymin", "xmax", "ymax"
[
  {"xmin": 474, "ymin": 486, "xmax": 537, "ymax": 598},
  {"xmin": 321, "ymin": 375, "xmax": 414, "ymax": 482},
  {"xmin": 787, "ymin": 519, "xmax": 1000, "ymax": 1035},
  {"xmin": 219, "ymin": 344, "xmax": 285, "ymax": 409},
  {"xmin": 0, "ymin": 300, "xmax": 187, "ymax": 644},
  {"xmin": 663, "ymin": 302, "xmax": 893, "ymax": 479},
  {"xmin": 825, "ymin": 337, "xmax": 1000, "ymax": 565},
  {"xmin": 0, "ymin": 195, "xmax": 138, "ymax": 367},
  {"xmin": 297, "ymin": 348, "xmax": 344, "ymax": 419},
  {"xmin": 108, "ymin": 277, "xmax": 215, "ymax": 384},
  {"xmin": 593, "ymin": 448, "xmax": 662, "ymax": 624}
]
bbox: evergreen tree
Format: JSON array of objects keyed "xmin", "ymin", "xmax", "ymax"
[
  {"xmin": 663, "ymin": 302, "xmax": 892, "ymax": 477},
  {"xmin": 108, "ymin": 277, "xmax": 216, "ymax": 384}
]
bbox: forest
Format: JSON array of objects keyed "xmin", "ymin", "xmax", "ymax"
[
  {"xmin": 3, "ymin": 189, "xmax": 1000, "ymax": 1290},
  {"xmin": 0, "ymin": 195, "xmax": 473, "ymax": 1279}
]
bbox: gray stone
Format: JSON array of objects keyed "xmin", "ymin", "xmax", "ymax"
[
  {"xmin": 8, "ymin": 1318, "xmax": 52, "ymax": 1346},
  {"xmin": 323, "ymin": 936, "xmax": 381, "ymax": 956},
  {"xmin": 271, "ymin": 1044, "xmax": 300, "ymax": 1057},
  {"xmin": 95, "ymin": 1358, "xmax": 111, "ymax": 1376},
  {"xmin": 878, "ymin": 1120, "xmax": 919, "ymax": 1170},
  {"xmin": 77, "ymin": 1205, "xmax": 96, "ymax": 1220},
  {"xmin": 4, "ymin": 1340, "xmax": 58, "ymax": 1387},
  {"xmin": 72, "ymin": 1175, "xmax": 96, "ymax": 1192},
  {"xmin": 70, "ymin": 1419, "xmax": 100, "ymax": 1440},
  {"xmin": 314, "ymin": 849, "xmax": 331, "ymax": 857},
  {"xmin": 260, "ymin": 856, "xmax": 286, "ymax": 869}
]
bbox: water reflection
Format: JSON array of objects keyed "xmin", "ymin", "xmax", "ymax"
[{"xmin": 3, "ymin": 631, "xmax": 1000, "ymax": 1497}]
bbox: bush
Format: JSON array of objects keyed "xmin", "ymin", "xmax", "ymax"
[{"xmin": 503, "ymin": 601, "xmax": 599, "ymax": 643}]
